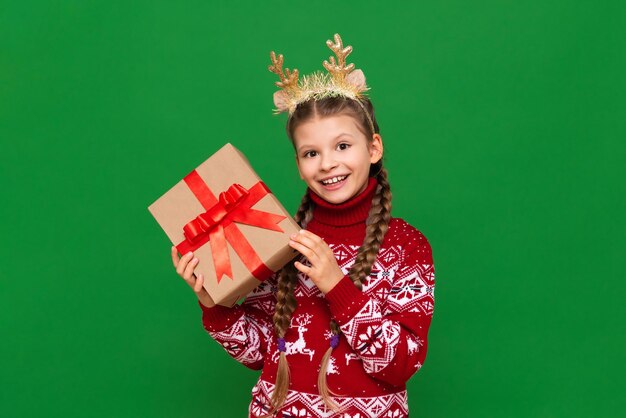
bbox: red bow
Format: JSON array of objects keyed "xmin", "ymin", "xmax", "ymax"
[
  {"xmin": 182, "ymin": 183, "xmax": 249, "ymax": 243},
  {"xmin": 176, "ymin": 171, "xmax": 286, "ymax": 283}
]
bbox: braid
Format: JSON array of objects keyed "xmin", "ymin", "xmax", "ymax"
[
  {"xmin": 318, "ymin": 166, "xmax": 393, "ymax": 412},
  {"xmin": 349, "ymin": 166, "xmax": 392, "ymax": 288},
  {"xmin": 272, "ymin": 192, "xmax": 313, "ymax": 340},
  {"xmin": 294, "ymin": 192, "xmax": 314, "ymax": 228},
  {"xmin": 266, "ymin": 192, "xmax": 314, "ymax": 416}
]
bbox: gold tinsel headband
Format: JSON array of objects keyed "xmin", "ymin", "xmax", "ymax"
[{"xmin": 268, "ymin": 33, "xmax": 375, "ymax": 133}]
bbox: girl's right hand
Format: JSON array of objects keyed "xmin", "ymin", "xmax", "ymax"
[{"xmin": 171, "ymin": 246, "xmax": 216, "ymax": 308}]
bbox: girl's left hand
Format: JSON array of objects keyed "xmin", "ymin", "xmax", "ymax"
[{"xmin": 288, "ymin": 229, "xmax": 344, "ymax": 294}]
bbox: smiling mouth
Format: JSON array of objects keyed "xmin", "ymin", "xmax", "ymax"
[{"xmin": 319, "ymin": 174, "xmax": 349, "ymax": 185}]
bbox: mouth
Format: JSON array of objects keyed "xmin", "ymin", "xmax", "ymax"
[{"xmin": 318, "ymin": 174, "xmax": 350, "ymax": 190}]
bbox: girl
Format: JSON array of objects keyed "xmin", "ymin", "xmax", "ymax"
[{"xmin": 171, "ymin": 34, "xmax": 436, "ymax": 418}]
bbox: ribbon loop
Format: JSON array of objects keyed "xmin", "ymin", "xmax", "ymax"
[
  {"xmin": 197, "ymin": 212, "xmax": 213, "ymax": 230},
  {"xmin": 183, "ymin": 218, "xmax": 210, "ymax": 243},
  {"xmin": 220, "ymin": 183, "xmax": 248, "ymax": 209}
]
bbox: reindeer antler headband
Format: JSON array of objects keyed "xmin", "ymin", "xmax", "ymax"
[{"xmin": 268, "ymin": 33, "xmax": 375, "ymax": 133}]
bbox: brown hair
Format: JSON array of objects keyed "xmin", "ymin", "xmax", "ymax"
[{"xmin": 267, "ymin": 96, "xmax": 392, "ymax": 415}]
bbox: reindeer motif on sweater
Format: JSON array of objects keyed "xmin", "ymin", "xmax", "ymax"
[{"xmin": 271, "ymin": 313, "xmax": 316, "ymax": 363}]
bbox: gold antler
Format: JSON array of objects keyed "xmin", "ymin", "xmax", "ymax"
[
  {"xmin": 323, "ymin": 33, "xmax": 355, "ymax": 82},
  {"xmin": 268, "ymin": 51, "xmax": 299, "ymax": 92}
]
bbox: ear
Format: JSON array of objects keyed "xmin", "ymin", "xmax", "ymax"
[
  {"xmin": 346, "ymin": 69, "xmax": 367, "ymax": 92},
  {"xmin": 295, "ymin": 154, "xmax": 304, "ymax": 180},
  {"xmin": 274, "ymin": 91, "xmax": 290, "ymax": 112},
  {"xmin": 369, "ymin": 134, "xmax": 383, "ymax": 164}
]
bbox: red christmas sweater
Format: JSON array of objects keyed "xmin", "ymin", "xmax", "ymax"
[{"xmin": 199, "ymin": 177, "xmax": 436, "ymax": 418}]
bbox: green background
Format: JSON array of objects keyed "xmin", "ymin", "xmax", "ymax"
[{"xmin": 1, "ymin": 1, "xmax": 624, "ymax": 417}]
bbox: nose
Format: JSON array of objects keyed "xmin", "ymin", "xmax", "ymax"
[{"xmin": 320, "ymin": 152, "xmax": 338, "ymax": 171}]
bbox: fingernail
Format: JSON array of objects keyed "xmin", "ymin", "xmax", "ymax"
[
  {"xmin": 186, "ymin": 252, "xmax": 193, "ymax": 257},
  {"xmin": 192, "ymin": 257, "xmax": 198, "ymax": 263},
  {"xmin": 299, "ymin": 229, "xmax": 304, "ymax": 234},
  {"xmin": 290, "ymin": 233, "xmax": 297, "ymax": 239}
]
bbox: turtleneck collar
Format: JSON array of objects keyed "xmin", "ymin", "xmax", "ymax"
[{"xmin": 307, "ymin": 176, "xmax": 378, "ymax": 228}]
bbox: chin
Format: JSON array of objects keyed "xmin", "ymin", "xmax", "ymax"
[{"xmin": 317, "ymin": 188, "xmax": 355, "ymax": 204}]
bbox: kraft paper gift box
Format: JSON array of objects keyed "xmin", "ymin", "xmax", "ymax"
[{"xmin": 148, "ymin": 143, "xmax": 300, "ymax": 307}]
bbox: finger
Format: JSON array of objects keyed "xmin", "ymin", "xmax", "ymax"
[
  {"xmin": 183, "ymin": 257, "xmax": 199, "ymax": 281},
  {"xmin": 297, "ymin": 231, "xmax": 333, "ymax": 257},
  {"xmin": 297, "ymin": 229, "xmax": 315, "ymax": 237},
  {"xmin": 288, "ymin": 239, "xmax": 319, "ymax": 263},
  {"xmin": 170, "ymin": 245, "xmax": 179, "ymax": 268},
  {"xmin": 194, "ymin": 273, "xmax": 204, "ymax": 293},
  {"xmin": 291, "ymin": 232, "xmax": 320, "ymax": 251},
  {"xmin": 293, "ymin": 260, "xmax": 311, "ymax": 276},
  {"xmin": 176, "ymin": 251, "xmax": 194, "ymax": 276},
  {"xmin": 171, "ymin": 246, "xmax": 180, "ymax": 268},
  {"xmin": 298, "ymin": 229, "xmax": 324, "ymax": 244}
]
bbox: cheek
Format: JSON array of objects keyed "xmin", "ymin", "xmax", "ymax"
[
  {"xmin": 348, "ymin": 156, "xmax": 368, "ymax": 171},
  {"xmin": 297, "ymin": 161, "xmax": 316, "ymax": 177}
]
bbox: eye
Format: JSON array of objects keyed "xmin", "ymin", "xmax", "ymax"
[
  {"xmin": 338, "ymin": 142, "xmax": 351, "ymax": 150},
  {"xmin": 304, "ymin": 150, "xmax": 317, "ymax": 158}
]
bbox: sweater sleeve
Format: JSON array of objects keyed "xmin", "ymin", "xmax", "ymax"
[
  {"xmin": 325, "ymin": 227, "xmax": 436, "ymax": 387},
  {"xmin": 198, "ymin": 275, "xmax": 277, "ymax": 371}
]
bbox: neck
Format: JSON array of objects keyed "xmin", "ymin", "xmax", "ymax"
[{"xmin": 305, "ymin": 177, "xmax": 378, "ymax": 241}]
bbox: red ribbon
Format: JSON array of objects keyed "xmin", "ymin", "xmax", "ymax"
[{"xmin": 176, "ymin": 170, "xmax": 286, "ymax": 283}]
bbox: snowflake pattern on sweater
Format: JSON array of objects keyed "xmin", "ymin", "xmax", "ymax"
[{"xmin": 200, "ymin": 217, "xmax": 436, "ymax": 418}]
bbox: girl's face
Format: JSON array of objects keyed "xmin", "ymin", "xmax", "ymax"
[{"xmin": 293, "ymin": 114, "xmax": 383, "ymax": 204}]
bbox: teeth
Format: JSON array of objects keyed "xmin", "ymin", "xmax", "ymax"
[{"xmin": 321, "ymin": 175, "xmax": 347, "ymax": 185}]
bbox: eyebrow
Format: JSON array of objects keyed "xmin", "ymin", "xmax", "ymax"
[{"xmin": 297, "ymin": 133, "xmax": 354, "ymax": 153}]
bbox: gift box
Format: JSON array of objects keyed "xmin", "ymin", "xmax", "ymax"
[{"xmin": 148, "ymin": 143, "xmax": 300, "ymax": 307}]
